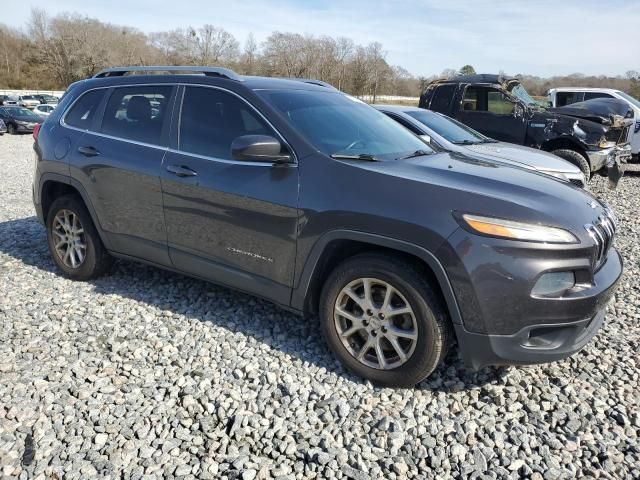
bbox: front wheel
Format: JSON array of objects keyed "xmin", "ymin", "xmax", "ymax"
[
  {"xmin": 7, "ymin": 123, "xmax": 16, "ymax": 135},
  {"xmin": 551, "ymin": 149, "xmax": 591, "ymax": 178},
  {"xmin": 319, "ymin": 253, "xmax": 451, "ymax": 387}
]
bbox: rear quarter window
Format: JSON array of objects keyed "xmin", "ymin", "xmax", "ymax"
[{"xmin": 65, "ymin": 89, "xmax": 106, "ymax": 129}]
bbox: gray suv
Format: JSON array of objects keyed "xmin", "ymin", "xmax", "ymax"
[{"xmin": 32, "ymin": 66, "xmax": 622, "ymax": 387}]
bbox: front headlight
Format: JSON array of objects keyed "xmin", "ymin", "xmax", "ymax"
[
  {"xmin": 599, "ymin": 138, "xmax": 616, "ymax": 149},
  {"xmin": 460, "ymin": 214, "xmax": 578, "ymax": 243}
]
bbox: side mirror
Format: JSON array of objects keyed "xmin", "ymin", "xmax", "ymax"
[
  {"xmin": 420, "ymin": 134, "xmax": 432, "ymax": 144},
  {"xmin": 231, "ymin": 135, "xmax": 292, "ymax": 164}
]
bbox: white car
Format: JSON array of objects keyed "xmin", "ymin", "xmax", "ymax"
[
  {"xmin": 17, "ymin": 95, "xmax": 42, "ymax": 110},
  {"xmin": 33, "ymin": 104, "xmax": 56, "ymax": 117},
  {"xmin": 548, "ymin": 87, "xmax": 640, "ymax": 159}
]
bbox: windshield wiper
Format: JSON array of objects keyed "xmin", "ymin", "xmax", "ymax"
[
  {"xmin": 451, "ymin": 139, "xmax": 481, "ymax": 145},
  {"xmin": 479, "ymin": 138, "xmax": 499, "ymax": 143},
  {"xmin": 330, "ymin": 153, "xmax": 379, "ymax": 161},
  {"xmin": 396, "ymin": 149, "xmax": 431, "ymax": 160}
]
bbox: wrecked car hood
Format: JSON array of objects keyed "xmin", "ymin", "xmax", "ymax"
[
  {"xmin": 463, "ymin": 142, "xmax": 581, "ymax": 174},
  {"xmin": 549, "ymin": 98, "xmax": 633, "ymax": 128}
]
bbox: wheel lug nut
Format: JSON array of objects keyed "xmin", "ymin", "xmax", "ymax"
[
  {"xmin": 366, "ymin": 309, "xmax": 373, "ymax": 316},
  {"xmin": 362, "ymin": 319, "xmax": 368, "ymax": 326},
  {"xmin": 381, "ymin": 326, "xmax": 387, "ymax": 333},
  {"xmin": 372, "ymin": 330, "xmax": 377, "ymax": 336},
  {"xmin": 378, "ymin": 313, "xmax": 385, "ymax": 319}
]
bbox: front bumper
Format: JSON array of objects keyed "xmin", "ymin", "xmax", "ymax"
[
  {"xmin": 14, "ymin": 123, "xmax": 36, "ymax": 132},
  {"xmin": 437, "ymin": 228, "xmax": 623, "ymax": 370},
  {"xmin": 454, "ymin": 307, "xmax": 607, "ymax": 370}
]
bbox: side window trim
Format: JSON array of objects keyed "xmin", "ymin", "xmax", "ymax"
[
  {"xmin": 174, "ymin": 84, "xmax": 297, "ymax": 166},
  {"xmin": 385, "ymin": 112, "xmax": 423, "ymax": 135}
]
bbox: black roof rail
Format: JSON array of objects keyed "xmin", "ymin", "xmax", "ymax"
[
  {"xmin": 93, "ymin": 66, "xmax": 242, "ymax": 81},
  {"xmin": 292, "ymin": 78, "xmax": 339, "ymax": 90}
]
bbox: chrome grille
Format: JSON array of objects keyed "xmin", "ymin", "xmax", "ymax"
[{"xmin": 585, "ymin": 208, "xmax": 616, "ymax": 269}]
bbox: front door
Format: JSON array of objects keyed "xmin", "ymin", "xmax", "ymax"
[
  {"xmin": 457, "ymin": 85, "xmax": 527, "ymax": 145},
  {"xmin": 160, "ymin": 85, "xmax": 299, "ymax": 305}
]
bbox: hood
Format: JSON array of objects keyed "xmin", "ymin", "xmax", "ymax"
[
  {"xmin": 355, "ymin": 151, "xmax": 607, "ymax": 239},
  {"xmin": 13, "ymin": 115, "xmax": 42, "ymax": 123},
  {"xmin": 549, "ymin": 98, "xmax": 633, "ymax": 128},
  {"xmin": 462, "ymin": 142, "xmax": 581, "ymax": 174}
]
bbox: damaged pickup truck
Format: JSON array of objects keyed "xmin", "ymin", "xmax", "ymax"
[{"xmin": 419, "ymin": 74, "xmax": 632, "ymax": 181}]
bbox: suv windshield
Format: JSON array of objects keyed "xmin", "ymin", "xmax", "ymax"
[
  {"xmin": 616, "ymin": 91, "xmax": 640, "ymax": 109},
  {"xmin": 257, "ymin": 90, "xmax": 433, "ymax": 160},
  {"xmin": 405, "ymin": 109, "xmax": 493, "ymax": 145}
]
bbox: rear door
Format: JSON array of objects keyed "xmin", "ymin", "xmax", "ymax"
[
  {"xmin": 457, "ymin": 85, "xmax": 527, "ymax": 144},
  {"xmin": 160, "ymin": 85, "xmax": 299, "ymax": 305},
  {"xmin": 68, "ymin": 84, "xmax": 177, "ymax": 266}
]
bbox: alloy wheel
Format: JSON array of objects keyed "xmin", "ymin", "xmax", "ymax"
[
  {"xmin": 51, "ymin": 209, "xmax": 87, "ymax": 269},
  {"xmin": 333, "ymin": 277, "xmax": 418, "ymax": 370}
]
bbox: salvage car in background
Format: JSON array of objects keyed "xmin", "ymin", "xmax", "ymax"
[
  {"xmin": 420, "ymin": 74, "xmax": 631, "ymax": 179},
  {"xmin": 0, "ymin": 106, "xmax": 43, "ymax": 134},
  {"xmin": 375, "ymin": 105, "xmax": 586, "ymax": 187},
  {"xmin": 33, "ymin": 104, "xmax": 57, "ymax": 118},
  {"xmin": 548, "ymin": 88, "xmax": 640, "ymax": 160}
]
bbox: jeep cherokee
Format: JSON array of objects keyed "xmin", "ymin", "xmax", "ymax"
[{"xmin": 32, "ymin": 66, "xmax": 622, "ymax": 387}]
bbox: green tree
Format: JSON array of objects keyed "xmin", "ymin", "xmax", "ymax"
[{"xmin": 459, "ymin": 64, "xmax": 476, "ymax": 76}]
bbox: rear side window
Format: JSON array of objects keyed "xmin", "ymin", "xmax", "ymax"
[
  {"xmin": 429, "ymin": 84, "xmax": 456, "ymax": 113},
  {"xmin": 179, "ymin": 86, "xmax": 273, "ymax": 159},
  {"xmin": 584, "ymin": 92, "xmax": 613, "ymax": 101},
  {"xmin": 101, "ymin": 86, "xmax": 173, "ymax": 145},
  {"xmin": 556, "ymin": 91, "xmax": 583, "ymax": 107},
  {"xmin": 65, "ymin": 90, "xmax": 106, "ymax": 129}
]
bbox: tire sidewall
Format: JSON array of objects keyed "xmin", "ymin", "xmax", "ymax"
[
  {"xmin": 552, "ymin": 149, "xmax": 591, "ymax": 178},
  {"xmin": 46, "ymin": 196, "xmax": 100, "ymax": 280},
  {"xmin": 320, "ymin": 257, "xmax": 445, "ymax": 387}
]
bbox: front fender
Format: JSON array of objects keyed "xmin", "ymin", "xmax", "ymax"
[{"xmin": 290, "ymin": 229, "xmax": 463, "ymax": 326}]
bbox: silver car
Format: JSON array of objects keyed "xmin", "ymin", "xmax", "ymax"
[{"xmin": 376, "ymin": 105, "xmax": 586, "ymax": 187}]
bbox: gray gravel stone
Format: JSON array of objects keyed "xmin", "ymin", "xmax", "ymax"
[{"xmin": 0, "ymin": 134, "xmax": 639, "ymax": 478}]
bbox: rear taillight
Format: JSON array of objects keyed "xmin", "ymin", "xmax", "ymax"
[{"xmin": 33, "ymin": 123, "xmax": 41, "ymax": 140}]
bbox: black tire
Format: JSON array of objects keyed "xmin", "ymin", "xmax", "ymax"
[
  {"xmin": 319, "ymin": 253, "xmax": 452, "ymax": 387},
  {"xmin": 7, "ymin": 123, "xmax": 16, "ymax": 135},
  {"xmin": 46, "ymin": 194, "xmax": 112, "ymax": 280},
  {"xmin": 551, "ymin": 149, "xmax": 591, "ymax": 178}
]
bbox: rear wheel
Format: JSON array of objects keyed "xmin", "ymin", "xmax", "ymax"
[
  {"xmin": 551, "ymin": 149, "xmax": 591, "ymax": 178},
  {"xmin": 319, "ymin": 253, "xmax": 451, "ymax": 387},
  {"xmin": 46, "ymin": 195, "xmax": 112, "ymax": 280},
  {"xmin": 7, "ymin": 123, "xmax": 16, "ymax": 135}
]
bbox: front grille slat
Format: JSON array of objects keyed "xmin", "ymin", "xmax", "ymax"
[{"xmin": 584, "ymin": 208, "xmax": 616, "ymax": 270}]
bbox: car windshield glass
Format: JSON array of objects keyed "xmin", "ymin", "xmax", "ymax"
[
  {"xmin": 257, "ymin": 89, "xmax": 433, "ymax": 160},
  {"xmin": 616, "ymin": 91, "xmax": 640, "ymax": 109},
  {"xmin": 7, "ymin": 107, "xmax": 40, "ymax": 119},
  {"xmin": 405, "ymin": 110, "xmax": 491, "ymax": 144}
]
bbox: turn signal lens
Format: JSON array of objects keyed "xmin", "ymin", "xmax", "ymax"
[{"xmin": 461, "ymin": 214, "xmax": 578, "ymax": 244}]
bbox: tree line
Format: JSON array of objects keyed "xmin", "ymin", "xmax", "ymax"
[{"xmin": 1, "ymin": 8, "xmax": 638, "ymax": 101}]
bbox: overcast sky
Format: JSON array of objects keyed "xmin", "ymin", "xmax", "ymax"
[{"xmin": 5, "ymin": 0, "xmax": 638, "ymax": 78}]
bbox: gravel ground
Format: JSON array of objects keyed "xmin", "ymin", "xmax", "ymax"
[{"xmin": 0, "ymin": 133, "xmax": 638, "ymax": 480}]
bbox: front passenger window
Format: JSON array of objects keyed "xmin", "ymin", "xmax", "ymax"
[{"xmin": 179, "ymin": 86, "xmax": 276, "ymax": 160}]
